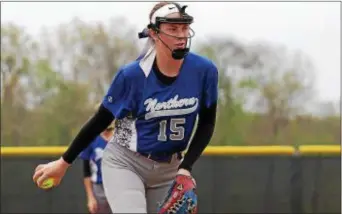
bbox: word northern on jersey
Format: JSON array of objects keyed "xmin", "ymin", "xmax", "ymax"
[
  {"xmin": 103, "ymin": 52, "xmax": 218, "ymax": 154},
  {"xmin": 144, "ymin": 95, "xmax": 199, "ymax": 120}
]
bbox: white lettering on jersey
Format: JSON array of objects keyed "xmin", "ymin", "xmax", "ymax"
[
  {"xmin": 94, "ymin": 148, "xmax": 104, "ymax": 161},
  {"xmin": 144, "ymin": 95, "xmax": 198, "ymax": 120}
]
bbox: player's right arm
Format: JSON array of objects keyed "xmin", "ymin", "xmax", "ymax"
[
  {"xmin": 33, "ymin": 69, "xmax": 128, "ymax": 188},
  {"xmin": 32, "ymin": 105, "xmax": 114, "ymax": 187}
]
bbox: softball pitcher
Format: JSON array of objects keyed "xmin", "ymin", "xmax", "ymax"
[{"xmin": 33, "ymin": 2, "xmax": 218, "ymax": 213}]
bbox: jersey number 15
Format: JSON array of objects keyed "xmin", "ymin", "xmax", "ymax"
[{"xmin": 158, "ymin": 118, "xmax": 185, "ymax": 141}]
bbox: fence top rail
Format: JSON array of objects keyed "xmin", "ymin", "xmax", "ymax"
[
  {"xmin": 298, "ymin": 145, "xmax": 341, "ymax": 155},
  {"xmin": 1, "ymin": 145, "xmax": 340, "ymax": 157}
]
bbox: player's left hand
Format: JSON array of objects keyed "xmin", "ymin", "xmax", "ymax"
[
  {"xmin": 157, "ymin": 174, "xmax": 198, "ymax": 214},
  {"xmin": 177, "ymin": 169, "xmax": 196, "ymax": 186}
]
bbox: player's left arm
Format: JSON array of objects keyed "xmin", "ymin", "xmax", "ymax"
[
  {"xmin": 158, "ymin": 64, "xmax": 218, "ymax": 214},
  {"xmin": 178, "ymin": 63, "xmax": 218, "ymax": 173}
]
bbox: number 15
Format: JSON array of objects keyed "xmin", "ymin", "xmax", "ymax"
[{"xmin": 158, "ymin": 118, "xmax": 186, "ymax": 141}]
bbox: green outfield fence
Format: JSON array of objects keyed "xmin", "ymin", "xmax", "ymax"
[{"xmin": 1, "ymin": 145, "xmax": 341, "ymax": 213}]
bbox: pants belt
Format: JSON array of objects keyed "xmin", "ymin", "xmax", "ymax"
[{"xmin": 140, "ymin": 151, "xmax": 182, "ymax": 163}]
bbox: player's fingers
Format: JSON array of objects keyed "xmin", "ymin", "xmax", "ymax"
[
  {"xmin": 87, "ymin": 205, "xmax": 92, "ymax": 213},
  {"xmin": 33, "ymin": 168, "xmax": 44, "ymax": 183},
  {"xmin": 192, "ymin": 178, "xmax": 197, "ymax": 186},
  {"xmin": 89, "ymin": 204, "xmax": 97, "ymax": 214},
  {"xmin": 54, "ymin": 178, "xmax": 61, "ymax": 186},
  {"xmin": 34, "ymin": 164, "xmax": 45, "ymax": 172},
  {"xmin": 36, "ymin": 173, "xmax": 48, "ymax": 187},
  {"xmin": 94, "ymin": 203, "xmax": 98, "ymax": 213}
]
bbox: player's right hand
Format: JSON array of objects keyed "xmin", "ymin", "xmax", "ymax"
[
  {"xmin": 33, "ymin": 157, "xmax": 70, "ymax": 188},
  {"xmin": 87, "ymin": 196, "xmax": 98, "ymax": 214}
]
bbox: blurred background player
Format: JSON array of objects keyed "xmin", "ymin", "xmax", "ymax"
[{"xmin": 79, "ymin": 104, "xmax": 115, "ymax": 214}]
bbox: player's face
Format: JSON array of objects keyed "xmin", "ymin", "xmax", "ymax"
[{"xmin": 158, "ymin": 13, "xmax": 190, "ymax": 51}]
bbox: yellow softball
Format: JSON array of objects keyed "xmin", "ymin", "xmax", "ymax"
[{"xmin": 39, "ymin": 178, "xmax": 55, "ymax": 189}]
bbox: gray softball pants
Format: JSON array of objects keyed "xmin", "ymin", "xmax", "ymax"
[{"xmin": 101, "ymin": 142, "xmax": 181, "ymax": 213}]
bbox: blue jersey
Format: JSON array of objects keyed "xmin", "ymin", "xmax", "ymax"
[
  {"xmin": 102, "ymin": 52, "xmax": 218, "ymax": 154},
  {"xmin": 79, "ymin": 135, "xmax": 108, "ymax": 184}
]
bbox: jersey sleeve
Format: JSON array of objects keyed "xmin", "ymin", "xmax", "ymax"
[
  {"xmin": 79, "ymin": 143, "xmax": 92, "ymax": 160},
  {"xmin": 102, "ymin": 68, "xmax": 131, "ymax": 119},
  {"xmin": 203, "ymin": 64, "xmax": 219, "ymax": 108}
]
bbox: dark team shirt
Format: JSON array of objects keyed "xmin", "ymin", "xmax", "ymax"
[
  {"xmin": 102, "ymin": 52, "xmax": 218, "ymax": 154},
  {"xmin": 62, "ymin": 52, "xmax": 218, "ymax": 172}
]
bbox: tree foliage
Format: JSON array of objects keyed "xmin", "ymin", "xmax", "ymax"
[{"xmin": 1, "ymin": 18, "xmax": 339, "ymax": 146}]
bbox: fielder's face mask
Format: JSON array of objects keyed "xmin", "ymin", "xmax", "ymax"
[{"xmin": 138, "ymin": 3, "xmax": 195, "ymax": 60}]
